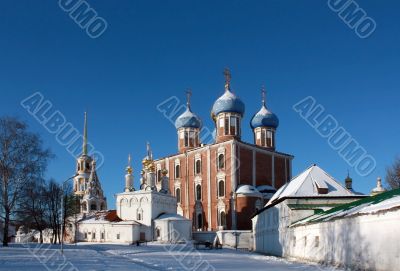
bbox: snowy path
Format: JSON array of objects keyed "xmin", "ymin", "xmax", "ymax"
[{"xmin": 0, "ymin": 243, "xmax": 341, "ymax": 271}]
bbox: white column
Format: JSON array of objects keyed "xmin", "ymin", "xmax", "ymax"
[
  {"xmin": 231, "ymin": 141, "xmax": 237, "ymax": 230},
  {"xmin": 207, "ymin": 147, "xmax": 212, "ymax": 231}
]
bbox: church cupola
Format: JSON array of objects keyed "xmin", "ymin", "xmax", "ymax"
[
  {"xmin": 345, "ymin": 172, "xmax": 353, "ymax": 190},
  {"xmin": 124, "ymin": 154, "xmax": 134, "ymax": 192},
  {"xmin": 211, "ymin": 68, "xmax": 245, "ymax": 143},
  {"xmin": 250, "ymin": 87, "xmax": 279, "ymax": 150},
  {"xmin": 175, "ymin": 90, "xmax": 202, "ymax": 153}
]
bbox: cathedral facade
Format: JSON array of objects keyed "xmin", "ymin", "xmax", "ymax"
[{"xmin": 154, "ymin": 69, "xmax": 293, "ymax": 231}]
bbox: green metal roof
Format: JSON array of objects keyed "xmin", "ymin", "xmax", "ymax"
[{"xmin": 291, "ymin": 188, "xmax": 400, "ymax": 227}]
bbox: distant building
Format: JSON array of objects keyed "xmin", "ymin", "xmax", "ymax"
[{"xmin": 155, "ymin": 69, "xmax": 293, "ymax": 231}]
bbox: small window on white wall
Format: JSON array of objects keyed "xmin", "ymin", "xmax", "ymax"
[
  {"xmin": 315, "ymin": 236, "xmax": 320, "ymax": 248},
  {"xmin": 137, "ymin": 209, "xmax": 143, "ymax": 221}
]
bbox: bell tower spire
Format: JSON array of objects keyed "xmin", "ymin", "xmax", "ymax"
[{"xmin": 83, "ymin": 112, "xmax": 88, "ymax": 156}]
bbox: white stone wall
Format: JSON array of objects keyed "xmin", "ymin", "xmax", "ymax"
[
  {"xmin": 76, "ymin": 222, "xmax": 140, "ymax": 244},
  {"xmin": 154, "ymin": 220, "xmax": 192, "ymax": 243},
  {"xmin": 253, "ymin": 205, "xmax": 400, "ymax": 271},
  {"xmin": 216, "ymin": 230, "xmax": 253, "ymax": 249}
]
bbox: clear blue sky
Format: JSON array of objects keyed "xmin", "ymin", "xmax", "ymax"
[{"xmin": 0, "ymin": 1, "xmax": 398, "ymax": 208}]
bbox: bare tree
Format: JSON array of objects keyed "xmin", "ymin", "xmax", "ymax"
[
  {"xmin": 386, "ymin": 157, "xmax": 400, "ymax": 190},
  {"xmin": 0, "ymin": 117, "xmax": 52, "ymax": 246},
  {"xmin": 18, "ymin": 179, "xmax": 48, "ymax": 243},
  {"xmin": 44, "ymin": 179, "xmax": 62, "ymax": 244}
]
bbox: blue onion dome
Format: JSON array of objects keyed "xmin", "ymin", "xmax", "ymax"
[
  {"xmin": 250, "ymin": 89, "xmax": 279, "ymax": 129},
  {"xmin": 175, "ymin": 108, "xmax": 202, "ymax": 129},
  {"xmin": 175, "ymin": 91, "xmax": 202, "ymax": 129},
  {"xmin": 211, "ymin": 89, "xmax": 245, "ymax": 118}
]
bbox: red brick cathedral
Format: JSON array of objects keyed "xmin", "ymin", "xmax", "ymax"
[{"xmin": 154, "ymin": 69, "xmax": 293, "ymax": 231}]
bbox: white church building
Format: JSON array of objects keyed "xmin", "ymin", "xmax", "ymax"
[
  {"xmin": 66, "ymin": 114, "xmax": 191, "ymax": 244},
  {"xmin": 252, "ymin": 164, "xmax": 400, "ymax": 271}
]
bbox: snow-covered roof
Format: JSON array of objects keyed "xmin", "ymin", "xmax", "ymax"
[
  {"xmin": 292, "ymin": 188, "xmax": 400, "ymax": 227},
  {"xmin": 77, "ymin": 210, "xmax": 133, "ymax": 224},
  {"xmin": 155, "ymin": 213, "xmax": 190, "ymax": 221},
  {"xmin": 236, "ymin": 185, "xmax": 262, "ymax": 197},
  {"xmin": 268, "ymin": 165, "xmax": 361, "ymax": 205}
]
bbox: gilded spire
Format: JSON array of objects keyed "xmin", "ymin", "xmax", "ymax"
[
  {"xmin": 83, "ymin": 112, "xmax": 88, "ymax": 156},
  {"xmin": 146, "ymin": 142, "xmax": 153, "ymax": 161},
  {"xmin": 223, "ymin": 68, "xmax": 231, "ymax": 91},
  {"xmin": 126, "ymin": 154, "xmax": 133, "ymax": 174}
]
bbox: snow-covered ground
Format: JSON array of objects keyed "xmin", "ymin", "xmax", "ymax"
[{"xmin": 0, "ymin": 243, "xmax": 342, "ymax": 271}]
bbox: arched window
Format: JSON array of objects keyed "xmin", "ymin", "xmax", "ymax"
[
  {"xmin": 156, "ymin": 228, "xmax": 161, "ymax": 238},
  {"xmin": 217, "ymin": 154, "xmax": 225, "ymax": 170},
  {"xmin": 137, "ymin": 209, "xmax": 143, "ymax": 221},
  {"xmin": 175, "ymin": 164, "xmax": 180, "ymax": 179},
  {"xmin": 82, "ymin": 202, "xmax": 87, "ymax": 212},
  {"xmin": 90, "ymin": 204, "xmax": 97, "ymax": 211},
  {"xmin": 261, "ymin": 129, "xmax": 266, "ymax": 146},
  {"xmin": 230, "ymin": 116, "xmax": 237, "ymax": 135},
  {"xmin": 218, "ymin": 180, "xmax": 225, "ymax": 197},
  {"xmin": 195, "ymin": 160, "xmax": 201, "ymax": 175},
  {"xmin": 219, "ymin": 211, "xmax": 226, "ymax": 227},
  {"xmin": 157, "ymin": 169, "xmax": 162, "ymax": 183},
  {"xmin": 196, "ymin": 184, "xmax": 202, "ymax": 201},
  {"xmin": 176, "ymin": 188, "xmax": 181, "ymax": 204},
  {"xmin": 197, "ymin": 213, "xmax": 203, "ymax": 230},
  {"xmin": 266, "ymin": 130, "xmax": 273, "ymax": 147}
]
